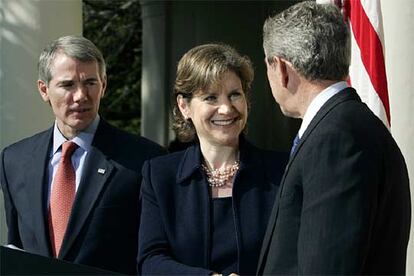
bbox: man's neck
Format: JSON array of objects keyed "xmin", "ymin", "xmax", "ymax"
[{"xmin": 298, "ymin": 79, "xmax": 342, "ymax": 118}]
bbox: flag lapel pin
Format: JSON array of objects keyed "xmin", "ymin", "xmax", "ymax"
[{"xmin": 97, "ymin": 168, "xmax": 106, "ymax": 175}]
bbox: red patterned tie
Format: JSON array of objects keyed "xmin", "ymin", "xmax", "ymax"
[{"xmin": 49, "ymin": 141, "xmax": 78, "ymax": 257}]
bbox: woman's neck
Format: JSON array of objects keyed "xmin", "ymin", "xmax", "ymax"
[{"xmin": 199, "ymin": 140, "xmax": 239, "ymax": 170}]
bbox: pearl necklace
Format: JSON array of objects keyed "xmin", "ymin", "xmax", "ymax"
[{"xmin": 202, "ymin": 161, "xmax": 240, "ymax": 188}]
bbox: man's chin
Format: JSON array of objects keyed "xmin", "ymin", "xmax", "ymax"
[
  {"xmin": 280, "ymin": 107, "xmax": 300, "ymax": 119},
  {"xmin": 279, "ymin": 106, "xmax": 290, "ymax": 117},
  {"xmin": 69, "ymin": 119, "xmax": 94, "ymax": 132}
]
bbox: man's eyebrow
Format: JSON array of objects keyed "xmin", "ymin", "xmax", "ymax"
[
  {"xmin": 56, "ymin": 79, "xmax": 74, "ymax": 84},
  {"xmin": 84, "ymin": 77, "xmax": 99, "ymax": 82}
]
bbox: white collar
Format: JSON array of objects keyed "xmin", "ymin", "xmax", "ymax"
[
  {"xmin": 298, "ymin": 81, "xmax": 349, "ymax": 138},
  {"xmin": 52, "ymin": 115, "xmax": 100, "ymax": 155}
]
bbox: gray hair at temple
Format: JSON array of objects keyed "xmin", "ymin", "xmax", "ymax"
[
  {"xmin": 38, "ymin": 35, "xmax": 106, "ymax": 86},
  {"xmin": 263, "ymin": 1, "xmax": 350, "ymax": 81}
]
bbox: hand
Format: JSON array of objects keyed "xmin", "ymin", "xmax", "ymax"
[{"xmin": 211, "ymin": 272, "xmax": 238, "ymax": 276}]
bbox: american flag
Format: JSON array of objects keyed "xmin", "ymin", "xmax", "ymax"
[{"xmin": 317, "ymin": 0, "xmax": 391, "ymax": 128}]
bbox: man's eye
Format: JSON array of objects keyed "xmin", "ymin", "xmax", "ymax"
[
  {"xmin": 60, "ymin": 83, "xmax": 74, "ymax": 88},
  {"xmin": 86, "ymin": 80, "xmax": 97, "ymax": 86}
]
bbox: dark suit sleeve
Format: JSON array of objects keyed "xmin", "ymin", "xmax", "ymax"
[
  {"xmin": 0, "ymin": 148, "xmax": 23, "ymax": 248},
  {"xmin": 137, "ymin": 160, "xmax": 213, "ymax": 275},
  {"xmin": 297, "ymin": 129, "xmax": 378, "ymax": 274}
]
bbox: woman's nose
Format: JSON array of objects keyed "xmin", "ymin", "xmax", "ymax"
[{"xmin": 217, "ymin": 99, "xmax": 232, "ymax": 114}]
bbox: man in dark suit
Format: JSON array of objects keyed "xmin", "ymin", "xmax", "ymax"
[
  {"xmin": 257, "ymin": 2, "xmax": 411, "ymax": 275},
  {"xmin": 0, "ymin": 35, "xmax": 165, "ymax": 275}
]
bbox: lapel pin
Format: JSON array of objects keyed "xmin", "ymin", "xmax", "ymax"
[{"xmin": 97, "ymin": 168, "xmax": 106, "ymax": 174}]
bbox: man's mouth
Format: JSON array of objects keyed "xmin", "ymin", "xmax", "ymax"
[{"xmin": 70, "ymin": 107, "xmax": 91, "ymax": 114}]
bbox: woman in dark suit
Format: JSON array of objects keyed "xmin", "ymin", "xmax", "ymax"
[{"xmin": 137, "ymin": 44, "xmax": 288, "ymax": 276}]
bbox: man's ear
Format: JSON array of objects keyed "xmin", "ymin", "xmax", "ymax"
[
  {"xmin": 37, "ymin": 80, "xmax": 50, "ymax": 102},
  {"xmin": 101, "ymin": 75, "xmax": 107, "ymax": 98},
  {"xmin": 275, "ymin": 56, "xmax": 289, "ymax": 89},
  {"xmin": 177, "ymin": 94, "xmax": 191, "ymax": 119}
]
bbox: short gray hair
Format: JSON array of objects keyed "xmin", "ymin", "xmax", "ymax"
[
  {"xmin": 263, "ymin": 1, "xmax": 350, "ymax": 81},
  {"xmin": 38, "ymin": 35, "xmax": 106, "ymax": 86}
]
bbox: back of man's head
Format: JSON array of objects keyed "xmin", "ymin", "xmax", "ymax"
[
  {"xmin": 38, "ymin": 35, "xmax": 106, "ymax": 86},
  {"xmin": 263, "ymin": 1, "xmax": 350, "ymax": 82}
]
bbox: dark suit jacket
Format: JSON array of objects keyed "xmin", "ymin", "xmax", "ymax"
[
  {"xmin": 138, "ymin": 138, "xmax": 288, "ymax": 275},
  {"xmin": 257, "ymin": 88, "xmax": 411, "ymax": 275},
  {"xmin": 0, "ymin": 119, "xmax": 165, "ymax": 275}
]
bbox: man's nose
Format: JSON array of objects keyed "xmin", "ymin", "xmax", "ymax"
[{"xmin": 73, "ymin": 85, "xmax": 88, "ymax": 102}]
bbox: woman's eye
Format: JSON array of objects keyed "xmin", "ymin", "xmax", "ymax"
[
  {"xmin": 230, "ymin": 91, "xmax": 243, "ymax": 100},
  {"xmin": 203, "ymin": 95, "xmax": 217, "ymax": 102}
]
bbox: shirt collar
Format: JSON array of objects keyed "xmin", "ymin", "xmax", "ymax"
[
  {"xmin": 298, "ymin": 81, "xmax": 348, "ymax": 138},
  {"xmin": 52, "ymin": 115, "xmax": 100, "ymax": 155}
]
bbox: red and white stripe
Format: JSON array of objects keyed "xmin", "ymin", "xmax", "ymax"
[{"xmin": 317, "ymin": 0, "xmax": 390, "ymax": 128}]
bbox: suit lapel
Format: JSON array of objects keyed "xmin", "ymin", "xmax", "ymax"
[
  {"xmin": 24, "ymin": 128, "xmax": 53, "ymax": 256},
  {"xmin": 58, "ymin": 146, "xmax": 114, "ymax": 258},
  {"xmin": 176, "ymin": 144, "xmax": 211, "ymax": 265},
  {"xmin": 283, "ymin": 88, "xmax": 360, "ymax": 169},
  {"xmin": 257, "ymin": 88, "xmax": 361, "ymax": 274},
  {"xmin": 58, "ymin": 120, "xmax": 115, "ymax": 258},
  {"xmin": 298, "ymin": 87, "xmax": 360, "ymax": 151}
]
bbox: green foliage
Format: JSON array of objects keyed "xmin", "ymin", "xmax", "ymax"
[{"xmin": 83, "ymin": 0, "xmax": 142, "ymax": 135}]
